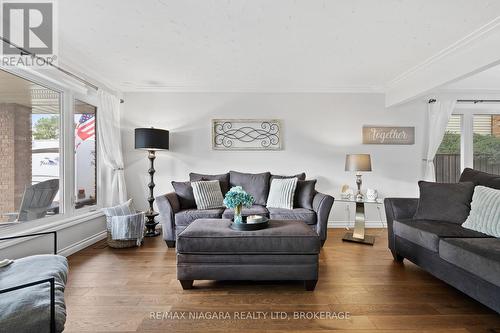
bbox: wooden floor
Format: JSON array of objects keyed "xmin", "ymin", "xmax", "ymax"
[{"xmin": 64, "ymin": 229, "xmax": 500, "ymax": 332}]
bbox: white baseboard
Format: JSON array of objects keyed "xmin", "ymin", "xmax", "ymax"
[
  {"xmin": 58, "ymin": 230, "xmax": 107, "ymax": 257},
  {"xmin": 328, "ymin": 220, "xmax": 387, "ymax": 228}
]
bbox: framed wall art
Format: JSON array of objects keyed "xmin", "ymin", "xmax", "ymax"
[{"xmin": 212, "ymin": 119, "xmax": 282, "ymax": 150}]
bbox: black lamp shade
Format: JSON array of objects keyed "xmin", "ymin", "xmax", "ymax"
[{"xmin": 135, "ymin": 128, "xmax": 169, "ymax": 151}]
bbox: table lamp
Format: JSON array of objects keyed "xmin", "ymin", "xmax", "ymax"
[
  {"xmin": 135, "ymin": 127, "xmax": 169, "ymax": 237},
  {"xmin": 345, "ymin": 154, "xmax": 372, "ymax": 201}
]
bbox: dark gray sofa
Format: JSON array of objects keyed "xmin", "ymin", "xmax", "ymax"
[
  {"xmin": 385, "ymin": 168, "xmax": 500, "ymax": 313},
  {"xmin": 157, "ymin": 171, "xmax": 334, "ymax": 248}
]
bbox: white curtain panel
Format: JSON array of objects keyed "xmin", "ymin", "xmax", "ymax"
[
  {"xmin": 423, "ymin": 99, "xmax": 457, "ymax": 181},
  {"xmin": 97, "ymin": 89, "xmax": 128, "ymax": 206}
]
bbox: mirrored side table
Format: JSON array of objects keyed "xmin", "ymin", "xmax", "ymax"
[{"xmin": 337, "ymin": 198, "xmax": 384, "ymax": 245}]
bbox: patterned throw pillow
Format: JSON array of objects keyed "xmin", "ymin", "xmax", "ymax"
[
  {"xmin": 102, "ymin": 199, "xmax": 134, "ymax": 228},
  {"xmin": 266, "ymin": 178, "xmax": 298, "ymax": 210},
  {"xmin": 462, "ymin": 186, "xmax": 500, "ymax": 237},
  {"xmin": 191, "ymin": 180, "xmax": 225, "ymax": 210}
]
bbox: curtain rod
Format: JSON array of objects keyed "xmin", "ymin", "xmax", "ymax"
[
  {"xmin": 428, "ymin": 98, "xmax": 500, "ymax": 104},
  {"xmin": 1, "ymin": 36, "xmax": 125, "ymax": 104}
]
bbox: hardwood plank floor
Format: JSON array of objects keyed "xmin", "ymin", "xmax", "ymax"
[{"xmin": 64, "ymin": 229, "xmax": 500, "ymax": 332}]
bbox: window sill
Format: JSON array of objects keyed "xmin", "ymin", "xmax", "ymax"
[{"xmin": 0, "ymin": 210, "xmax": 105, "ymax": 251}]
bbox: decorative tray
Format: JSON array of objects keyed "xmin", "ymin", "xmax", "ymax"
[{"xmin": 230, "ymin": 217, "xmax": 269, "ymax": 231}]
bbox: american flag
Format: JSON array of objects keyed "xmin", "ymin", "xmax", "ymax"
[{"xmin": 76, "ymin": 114, "xmax": 95, "ymax": 143}]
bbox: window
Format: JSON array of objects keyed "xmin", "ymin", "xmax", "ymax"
[
  {"xmin": 436, "ymin": 109, "xmax": 500, "ymax": 182},
  {"xmin": 0, "ymin": 70, "xmax": 61, "ymax": 223},
  {"xmin": 0, "ymin": 68, "xmax": 100, "ymax": 227},
  {"xmin": 436, "ymin": 115, "xmax": 462, "ymax": 182},
  {"xmin": 74, "ymin": 100, "xmax": 97, "ymax": 209},
  {"xmin": 473, "ymin": 114, "xmax": 500, "ymax": 174}
]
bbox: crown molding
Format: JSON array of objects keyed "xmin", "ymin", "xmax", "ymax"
[
  {"xmin": 385, "ymin": 17, "xmax": 500, "ymax": 107},
  {"xmin": 119, "ymin": 83, "xmax": 384, "ymax": 94}
]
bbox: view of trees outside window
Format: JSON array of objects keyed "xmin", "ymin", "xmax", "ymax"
[
  {"xmin": 473, "ymin": 115, "xmax": 500, "ymax": 174},
  {"xmin": 436, "ymin": 114, "xmax": 500, "ymax": 182}
]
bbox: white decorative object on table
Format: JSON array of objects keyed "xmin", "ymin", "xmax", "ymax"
[
  {"xmin": 247, "ymin": 215, "xmax": 264, "ymax": 223},
  {"xmin": 366, "ymin": 188, "xmax": 378, "ymax": 202},
  {"xmin": 341, "ymin": 185, "xmax": 353, "ymax": 200}
]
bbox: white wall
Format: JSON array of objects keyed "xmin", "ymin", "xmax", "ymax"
[{"xmin": 121, "ymin": 93, "xmax": 426, "ymax": 226}]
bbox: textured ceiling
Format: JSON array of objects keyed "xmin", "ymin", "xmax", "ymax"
[{"xmin": 58, "ymin": 0, "xmax": 500, "ymax": 92}]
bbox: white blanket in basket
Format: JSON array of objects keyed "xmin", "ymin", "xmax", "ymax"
[{"xmin": 109, "ymin": 212, "xmax": 145, "ymax": 246}]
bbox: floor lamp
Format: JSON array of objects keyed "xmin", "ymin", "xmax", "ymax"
[{"xmin": 135, "ymin": 127, "xmax": 169, "ymax": 237}]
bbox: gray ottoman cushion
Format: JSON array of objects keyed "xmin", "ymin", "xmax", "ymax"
[
  {"xmin": 175, "ymin": 208, "xmax": 225, "ymax": 227},
  {"xmin": 229, "ymin": 171, "xmax": 271, "ymax": 205},
  {"xmin": 222, "ymin": 205, "xmax": 269, "ymax": 219},
  {"xmin": 268, "ymin": 208, "xmax": 317, "ymax": 225},
  {"xmin": 439, "ymin": 238, "xmax": 500, "ymax": 287},
  {"xmin": 393, "ymin": 219, "xmax": 489, "ymax": 252},
  {"xmin": 0, "ymin": 254, "xmax": 68, "ymax": 333},
  {"xmin": 177, "ymin": 219, "xmax": 320, "ymax": 254}
]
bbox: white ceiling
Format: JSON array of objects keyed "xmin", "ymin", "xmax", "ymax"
[
  {"xmin": 58, "ymin": 0, "xmax": 500, "ymax": 92},
  {"xmin": 444, "ymin": 64, "xmax": 500, "ymax": 91}
]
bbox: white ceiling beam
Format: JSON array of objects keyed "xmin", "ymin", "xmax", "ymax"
[{"xmin": 385, "ymin": 17, "xmax": 500, "ymax": 107}]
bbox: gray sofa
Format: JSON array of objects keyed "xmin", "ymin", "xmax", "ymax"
[
  {"xmin": 157, "ymin": 171, "xmax": 334, "ymax": 248},
  {"xmin": 385, "ymin": 168, "xmax": 500, "ymax": 313}
]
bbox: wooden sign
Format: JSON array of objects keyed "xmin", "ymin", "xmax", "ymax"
[{"xmin": 363, "ymin": 126, "xmax": 415, "ymax": 145}]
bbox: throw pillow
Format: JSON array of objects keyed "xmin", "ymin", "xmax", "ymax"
[
  {"xmin": 294, "ymin": 179, "xmax": 317, "ymax": 209},
  {"xmin": 102, "ymin": 199, "xmax": 134, "ymax": 228},
  {"xmin": 171, "ymin": 181, "xmax": 196, "ymax": 209},
  {"xmin": 229, "ymin": 171, "xmax": 271, "ymax": 206},
  {"xmin": 266, "ymin": 178, "xmax": 298, "ymax": 210},
  {"xmin": 462, "ymin": 186, "xmax": 500, "ymax": 237},
  {"xmin": 191, "ymin": 180, "xmax": 225, "ymax": 210},
  {"xmin": 459, "ymin": 168, "xmax": 500, "ymax": 190},
  {"xmin": 413, "ymin": 181, "xmax": 475, "ymax": 224},
  {"xmin": 270, "ymin": 172, "xmax": 306, "ymax": 181},
  {"xmin": 189, "ymin": 172, "xmax": 230, "ymax": 194}
]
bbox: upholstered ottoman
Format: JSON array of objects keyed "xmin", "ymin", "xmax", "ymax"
[{"xmin": 176, "ymin": 219, "xmax": 321, "ymax": 290}]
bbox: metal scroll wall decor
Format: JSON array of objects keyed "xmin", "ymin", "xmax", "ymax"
[{"xmin": 212, "ymin": 119, "xmax": 282, "ymax": 150}]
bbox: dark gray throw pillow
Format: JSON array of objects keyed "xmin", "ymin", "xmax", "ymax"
[
  {"xmin": 413, "ymin": 181, "xmax": 475, "ymax": 224},
  {"xmin": 189, "ymin": 172, "xmax": 230, "ymax": 194},
  {"xmin": 270, "ymin": 173, "xmax": 306, "ymax": 182},
  {"xmin": 171, "ymin": 181, "xmax": 196, "ymax": 210},
  {"xmin": 229, "ymin": 171, "xmax": 271, "ymax": 206},
  {"xmin": 459, "ymin": 168, "xmax": 500, "ymax": 190},
  {"xmin": 294, "ymin": 179, "xmax": 317, "ymax": 210}
]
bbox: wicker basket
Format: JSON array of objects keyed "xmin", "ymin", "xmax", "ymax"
[{"xmin": 106, "ymin": 230, "xmax": 138, "ymax": 248}]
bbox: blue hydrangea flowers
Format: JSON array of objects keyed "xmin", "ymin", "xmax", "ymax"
[{"xmin": 223, "ymin": 186, "xmax": 254, "ymax": 209}]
